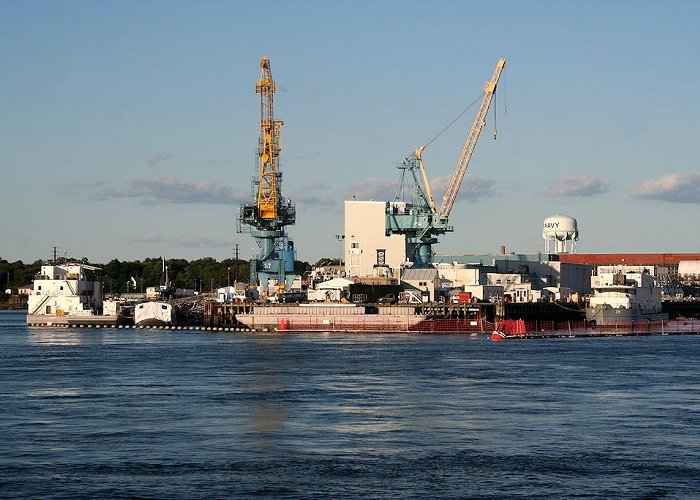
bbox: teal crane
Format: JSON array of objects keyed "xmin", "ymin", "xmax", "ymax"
[{"xmin": 386, "ymin": 59, "xmax": 506, "ymax": 268}]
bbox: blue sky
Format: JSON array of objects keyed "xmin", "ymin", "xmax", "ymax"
[{"xmin": 2, "ymin": 0, "xmax": 699, "ymax": 264}]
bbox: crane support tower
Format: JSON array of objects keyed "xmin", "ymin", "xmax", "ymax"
[
  {"xmin": 238, "ymin": 57, "xmax": 297, "ymax": 292},
  {"xmin": 386, "ymin": 58, "xmax": 505, "ymax": 268}
]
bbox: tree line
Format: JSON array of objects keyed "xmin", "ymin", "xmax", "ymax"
[{"xmin": 1, "ymin": 257, "xmax": 315, "ymax": 295}]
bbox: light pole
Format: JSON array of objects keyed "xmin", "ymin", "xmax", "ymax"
[
  {"xmin": 335, "ymin": 234, "xmax": 345, "ymax": 275},
  {"xmin": 228, "ymin": 267, "xmax": 231, "ymax": 287}
]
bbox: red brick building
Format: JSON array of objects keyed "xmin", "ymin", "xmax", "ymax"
[{"xmin": 558, "ymin": 253, "xmax": 700, "ymax": 278}]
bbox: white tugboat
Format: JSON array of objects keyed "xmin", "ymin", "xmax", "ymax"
[
  {"xmin": 586, "ymin": 268, "xmax": 667, "ymax": 326},
  {"xmin": 26, "ymin": 263, "xmax": 119, "ymax": 327},
  {"xmin": 133, "ymin": 256, "xmax": 178, "ymax": 327}
]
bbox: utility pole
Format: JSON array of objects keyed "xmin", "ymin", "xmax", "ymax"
[
  {"xmin": 335, "ymin": 234, "xmax": 345, "ymax": 274},
  {"xmin": 234, "ymin": 243, "xmax": 240, "ymax": 282}
]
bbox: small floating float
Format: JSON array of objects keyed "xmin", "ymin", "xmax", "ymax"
[{"xmin": 491, "ymin": 331, "xmax": 506, "ymax": 342}]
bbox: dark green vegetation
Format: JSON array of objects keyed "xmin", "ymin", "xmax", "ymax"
[
  {"xmin": 0, "ymin": 259, "xmax": 41, "ymax": 294},
  {"xmin": 0, "ymin": 257, "xmax": 314, "ymax": 296}
]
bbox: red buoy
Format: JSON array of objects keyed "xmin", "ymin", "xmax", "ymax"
[{"xmin": 491, "ymin": 331, "xmax": 506, "ymax": 342}]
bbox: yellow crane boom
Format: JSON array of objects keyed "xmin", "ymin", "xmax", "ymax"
[
  {"xmin": 438, "ymin": 58, "xmax": 506, "ymax": 218},
  {"xmin": 415, "ymin": 146, "xmax": 437, "ymax": 214},
  {"xmin": 256, "ymin": 56, "xmax": 284, "ymax": 220}
]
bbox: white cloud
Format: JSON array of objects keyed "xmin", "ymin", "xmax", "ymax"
[
  {"xmin": 132, "ymin": 233, "xmax": 231, "ymax": 248},
  {"xmin": 344, "ymin": 175, "xmax": 497, "ymax": 207},
  {"xmin": 101, "ymin": 175, "xmax": 249, "ymax": 205},
  {"xmin": 631, "ymin": 172, "xmax": 700, "ymax": 203},
  {"xmin": 346, "ymin": 178, "xmax": 397, "ymax": 201},
  {"xmin": 289, "ymin": 182, "xmax": 338, "ymax": 206},
  {"xmin": 545, "ymin": 173, "xmax": 608, "ymax": 197},
  {"xmin": 430, "ymin": 175, "xmax": 498, "ymax": 203},
  {"xmin": 147, "ymin": 152, "xmax": 171, "ymax": 167}
]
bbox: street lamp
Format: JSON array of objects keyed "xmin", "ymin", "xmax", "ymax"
[
  {"xmin": 335, "ymin": 234, "xmax": 345, "ymax": 274},
  {"xmin": 228, "ymin": 267, "xmax": 231, "ymax": 287}
]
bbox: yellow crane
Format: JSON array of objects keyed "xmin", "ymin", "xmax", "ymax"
[
  {"xmin": 255, "ymin": 56, "xmax": 284, "ymax": 220},
  {"xmin": 239, "ymin": 57, "xmax": 296, "ymax": 290}
]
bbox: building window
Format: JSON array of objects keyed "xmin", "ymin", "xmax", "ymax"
[
  {"xmin": 38, "ymin": 286, "xmax": 42, "ymax": 291},
  {"xmin": 60, "ymin": 286, "xmax": 64, "ymax": 290},
  {"xmin": 377, "ymin": 249, "xmax": 386, "ymax": 266},
  {"xmin": 351, "ymin": 242, "xmax": 359, "ymax": 249}
]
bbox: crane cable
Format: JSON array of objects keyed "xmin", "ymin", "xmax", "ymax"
[
  {"xmin": 493, "ymin": 91, "xmax": 497, "ymax": 139},
  {"xmin": 424, "ymin": 64, "xmax": 508, "ymax": 150},
  {"xmin": 423, "ymin": 94, "xmax": 482, "ymax": 149},
  {"xmin": 394, "ymin": 96, "xmax": 480, "ymax": 203},
  {"xmin": 503, "ymin": 65, "xmax": 507, "ymax": 115},
  {"xmin": 493, "ymin": 65, "xmax": 508, "ymax": 139}
]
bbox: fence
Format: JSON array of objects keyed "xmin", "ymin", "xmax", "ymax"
[
  {"xmin": 276, "ymin": 316, "xmax": 700, "ymax": 336},
  {"xmin": 491, "ymin": 319, "xmax": 700, "ymax": 338}
]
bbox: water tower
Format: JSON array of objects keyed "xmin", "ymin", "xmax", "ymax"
[{"xmin": 543, "ymin": 214, "xmax": 578, "ymax": 254}]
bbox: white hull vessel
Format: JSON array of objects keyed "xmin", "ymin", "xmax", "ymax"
[
  {"xmin": 586, "ymin": 268, "xmax": 667, "ymax": 326},
  {"xmin": 134, "ymin": 301, "xmax": 177, "ymax": 327}
]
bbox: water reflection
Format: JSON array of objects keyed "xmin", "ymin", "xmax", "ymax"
[
  {"xmin": 27, "ymin": 328, "xmax": 91, "ymax": 346},
  {"xmin": 240, "ymin": 337, "xmax": 289, "ymax": 452}
]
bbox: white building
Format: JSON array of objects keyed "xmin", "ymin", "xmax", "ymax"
[
  {"xmin": 400, "ymin": 268, "xmax": 439, "ymax": 302},
  {"xmin": 678, "ymin": 260, "xmax": 700, "ymax": 280},
  {"xmin": 217, "ymin": 283, "xmax": 247, "ymax": 303},
  {"xmin": 344, "ymin": 201, "xmax": 405, "ymax": 278},
  {"xmin": 433, "ymin": 256, "xmax": 591, "ymax": 302},
  {"xmin": 27, "ymin": 263, "xmax": 103, "ymax": 316}
]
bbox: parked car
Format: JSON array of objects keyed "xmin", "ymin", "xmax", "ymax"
[{"xmin": 378, "ymin": 294, "xmax": 396, "ymax": 304}]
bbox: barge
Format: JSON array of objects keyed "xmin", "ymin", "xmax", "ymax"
[
  {"xmin": 26, "ymin": 263, "xmax": 125, "ymax": 327},
  {"xmin": 235, "ymin": 303, "xmax": 486, "ymax": 333}
]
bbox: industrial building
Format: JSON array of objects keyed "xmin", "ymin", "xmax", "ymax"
[
  {"xmin": 432, "ymin": 252, "xmax": 591, "ymax": 302},
  {"xmin": 344, "ymin": 200, "xmax": 405, "ymax": 279},
  {"xmin": 558, "ymin": 253, "xmax": 700, "ymax": 282},
  {"xmin": 342, "ymin": 196, "xmax": 700, "ymax": 304},
  {"xmin": 343, "ymin": 207, "xmax": 592, "ymax": 303}
]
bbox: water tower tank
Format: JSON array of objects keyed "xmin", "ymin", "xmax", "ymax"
[{"xmin": 543, "ymin": 214, "xmax": 578, "ymax": 253}]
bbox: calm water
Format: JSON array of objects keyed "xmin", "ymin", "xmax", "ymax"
[{"xmin": 1, "ymin": 310, "xmax": 699, "ymax": 498}]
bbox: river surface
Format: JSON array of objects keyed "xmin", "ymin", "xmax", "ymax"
[{"xmin": 1, "ymin": 309, "xmax": 699, "ymax": 498}]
